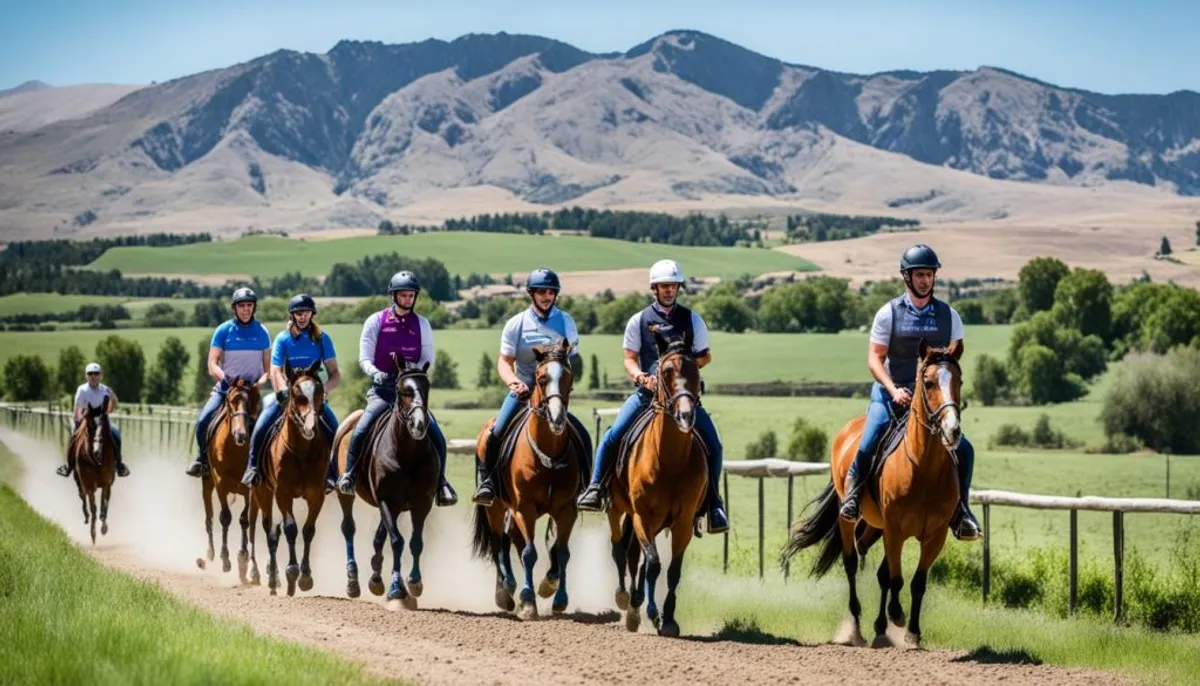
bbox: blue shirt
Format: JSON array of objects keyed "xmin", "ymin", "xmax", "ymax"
[
  {"xmin": 272, "ymin": 328, "xmax": 337, "ymax": 370},
  {"xmin": 210, "ymin": 319, "xmax": 272, "ymax": 381}
]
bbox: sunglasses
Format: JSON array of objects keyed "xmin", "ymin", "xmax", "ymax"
[{"xmin": 87, "ymin": 372, "xmax": 100, "ymax": 377}]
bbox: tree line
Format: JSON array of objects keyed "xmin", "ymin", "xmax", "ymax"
[{"xmin": 785, "ymin": 213, "xmax": 920, "ymax": 242}]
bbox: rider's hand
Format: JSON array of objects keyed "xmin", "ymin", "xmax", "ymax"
[
  {"xmin": 372, "ymin": 372, "xmax": 390, "ymax": 386},
  {"xmin": 508, "ymin": 380, "xmax": 529, "ymax": 397},
  {"xmin": 638, "ymin": 373, "xmax": 657, "ymax": 391},
  {"xmin": 890, "ymin": 387, "xmax": 913, "ymax": 406},
  {"xmin": 275, "ymin": 390, "xmax": 287, "ymax": 404}
]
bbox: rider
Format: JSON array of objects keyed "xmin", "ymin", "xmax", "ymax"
[
  {"xmin": 470, "ymin": 267, "xmax": 594, "ymax": 507},
  {"xmin": 335, "ymin": 271, "xmax": 457, "ymax": 506},
  {"xmin": 56, "ymin": 362, "xmax": 130, "ymax": 478},
  {"xmin": 241, "ymin": 293, "xmax": 341, "ymax": 487},
  {"xmin": 838, "ymin": 244, "xmax": 981, "ymax": 541},
  {"xmin": 185, "ymin": 287, "xmax": 272, "ymax": 477},
  {"xmin": 576, "ymin": 259, "xmax": 729, "ymax": 534}
]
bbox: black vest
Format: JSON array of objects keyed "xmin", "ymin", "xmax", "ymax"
[
  {"xmin": 887, "ymin": 295, "xmax": 952, "ymax": 387},
  {"xmin": 637, "ymin": 303, "xmax": 695, "ymax": 374}
]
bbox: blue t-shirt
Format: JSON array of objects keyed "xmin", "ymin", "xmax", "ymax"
[
  {"xmin": 271, "ymin": 329, "xmax": 337, "ymax": 370},
  {"xmin": 210, "ymin": 319, "xmax": 272, "ymax": 381}
]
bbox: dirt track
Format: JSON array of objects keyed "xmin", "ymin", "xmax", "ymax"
[{"xmin": 4, "ymin": 428, "xmax": 1129, "ymax": 686}]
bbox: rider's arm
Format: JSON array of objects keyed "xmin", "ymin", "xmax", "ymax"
[
  {"xmin": 269, "ymin": 365, "xmax": 287, "ymax": 393},
  {"xmin": 497, "ymin": 353, "xmax": 521, "ymax": 387},
  {"xmin": 269, "ymin": 335, "xmax": 287, "ymax": 392},
  {"xmin": 564, "ymin": 314, "xmax": 583, "ymax": 378},
  {"xmin": 621, "ymin": 313, "xmax": 649, "ymax": 385},
  {"xmin": 418, "ymin": 317, "xmax": 435, "ymax": 368},
  {"xmin": 256, "ymin": 348, "xmax": 271, "ymax": 388},
  {"xmin": 106, "ymin": 389, "xmax": 119, "ymax": 413},
  {"xmin": 207, "ymin": 346, "xmax": 225, "ymax": 383},
  {"xmin": 622, "ymin": 349, "xmax": 645, "ymax": 384},
  {"xmin": 867, "ymin": 342, "xmax": 897, "ymax": 394},
  {"xmin": 691, "ymin": 312, "xmax": 713, "ymax": 369},
  {"xmin": 323, "ymin": 359, "xmax": 342, "ymax": 392},
  {"xmin": 359, "ymin": 313, "xmax": 383, "ymax": 377},
  {"xmin": 73, "ymin": 386, "xmax": 86, "ymax": 421},
  {"xmin": 497, "ymin": 315, "xmax": 524, "ymax": 389}
]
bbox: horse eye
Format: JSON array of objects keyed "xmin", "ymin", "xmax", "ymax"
[{"xmin": 924, "ymin": 380, "xmax": 936, "ymax": 389}]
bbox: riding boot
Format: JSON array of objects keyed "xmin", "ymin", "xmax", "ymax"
[
  {"xmin": 839, "ymin": 447, "xmax": 873, "ymax": 521},
  {"xmin": 240, "ymin": 449, "xmax": 260, "ymax": 488},
  {"xmin": 325, "ymin": 454, "xmax": 339, "ymax": 494},
  {"xmin": 436, "ymin": 451, "xmax": 458, "ymax": 507},
  {"xmin": 471, "ymin": 433, "xmax": 500, "ymax": 506},
  {"xmin": 949, "ymin": 446, "xmax": 981, "ymax": 541},
  {"xmin": 576, "ymin": 445, "xmax": 611, "ymax": 512},
  {"xmin": 336, "ymin": 450, "xmax": 359, "ymax": 496},
  {"xmin": 706, "ymin": 479, "xmax": 729, "ymax": 534},
  {"xmin": 114, "ymin": 453, "xmax": 130, "ymax": 477},
  {"xmin": 185, "ymin": 453, "xmax": 209, "ymax": 478}
]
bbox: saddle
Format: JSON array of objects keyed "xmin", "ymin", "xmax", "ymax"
[
  {"xmin": 863, "ymin": 406, "xmax": 910, "ymax": 507},
  {"xmin": 492, "ymin": 405, "xmax": 592, "ymax": 504}
]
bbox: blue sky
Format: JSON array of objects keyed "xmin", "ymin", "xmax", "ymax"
[{"xmin": 2, "ymin": 0, "xmax": 1197, "ymax": 95}]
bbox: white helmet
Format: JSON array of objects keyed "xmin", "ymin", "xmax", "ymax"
[
  {"xmin": 649, "ymin": 259, "xmax": 685, "ymax": 286},
  {"xmin": 85, "ymin": 362, "xmax": 102, "ymax": 374}
]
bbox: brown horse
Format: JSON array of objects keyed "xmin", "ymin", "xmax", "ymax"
[
  {"xmin": 606, "ymin": 329, "xmax": 708, "ymax": 637},
  {"xmin": 332, "ymin": 357, "xmax": 439, "ymax": 608},
  {"xmin": 783, "ymin": 339, "xmax": 965, "ymax": 649},
  {"xmin": 196, "ymin": 378, "xmax": 261, "ymax": 585},
  {"xmin": 70, "ymin": 402, "xmax": 116, "ymax": 544},
  {"xmin": 471, "ymin": 339, "xmax": 585, "ymax": 620},
  {"xmin": 252, "ymin": 360, "xmax": 329, "ymax": 597}
]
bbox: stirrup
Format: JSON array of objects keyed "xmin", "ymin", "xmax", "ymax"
[
  {"xmin": 576, "ymin": 483, "xmax": 605, "ymax": 512},
  {"xmin": 185, "ymin": 458, "xmax": 208, "ymax": 478},
  {"xmin": 116, "ymin": 463, "xmax": 130, "ymax": 477},
  {"xmin": 337, "ymin": 474, "xmax": 356, "ymax": 496},
  {"xmin": 471, "ymin": 480, "xmax": 496, "ymax": 507},
  {"xmin": 951, "ymin": 507, "xmax": 982, "ymax": 542},
  {"xmin": 436, "ymin": 481, "xmax": 458, "ymax": 507},
  {"xmin": 240, "ymin": 466, "xmax": 260, "ymax": 488},
  {"xmin": 56, "ymin": 464, "xmax": 72, "ymax": 478}
]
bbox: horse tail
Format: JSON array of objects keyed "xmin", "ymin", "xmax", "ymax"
[
  {"xmin": 780, "ymin": 480, "xmax": 843, "ymax": 579},
  {"xmin": 471, "ymin": 504, "xmax": 494, "ymax": 561}
]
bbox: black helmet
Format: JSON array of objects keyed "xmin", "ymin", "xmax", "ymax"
[
  {"xmin": 525, "ymin": 267, "xmax": 561, "ymax": 293},
  {"xmin": 388, "ymin": 271, "xmax": 421, "ymax": 294},
  {"xmin": 288, "ymin": 293, "xmax": 317, "ymax": 314},
  {"xmin": 231, "ymin": 287, "xmax": 258, "ymax": 307},
  {"xmin": 900, "ymin": 244, "xmax": 941, "ymax": 272}
]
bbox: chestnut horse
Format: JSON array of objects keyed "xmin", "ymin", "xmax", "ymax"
[
  {"xmin": 471, "ymin": 339, "xmax": 585, "ymax": 620},
  {"xmin": 782, "ymin": 339, "xmax": 965, "ymax": 649},
  {"xmin": 607, "ymin": 329, "xmax": 707, "ymax": 637},
  {"xmin": 252, "ymin": 360, "xmax": 329, "ymax": 597},
  {"xmin": 196, "ymin": 378, "xmax": 261, "ymax": 585},
  {"xmin": 70, "ymin": 401, "xmax": 116, "ymax": 544},
  {"xmin": 332, "ymin": 357, "xmax": 438, "ymax": 609}
]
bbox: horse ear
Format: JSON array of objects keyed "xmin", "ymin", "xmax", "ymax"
[
  {"xmin": 306, "ymin": 360, "xmax": 321, "ymax": 378},
  {"xmin": 918, "ymin": 338, "xmax": 929, "ymax": 360},
  {"xmin": 284, "ymin": 360, "xmax": 295, "ymax": 381},
  {"xmin": 653, "ymin": 329, "xmax": 670, "ymax": 356},
  {"xmin": 532, "ymin": 346, "xmax": 545, "ymax": 363},
  {"xmin": 421, "ymin": 361, "xmax": 430, "ymax": 373},
  {"xmin": 947, "ymin": 339, "xmax": 964, "ymax": 360}
]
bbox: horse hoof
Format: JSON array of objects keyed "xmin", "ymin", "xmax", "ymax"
[
  {"xmin": 196, "ymin": 558, "xmax": 207, "ymax": 570},
  {"xmin": 387, "ymin": 582, "xmax": 405, "ymax": 601},
  {"xmin": 552, "ymin": 600, "xmax": 568, "ymax": 614},
  {"xmin": 249, "ymin": 568, "xmax": 261, "ymax": 586},
  {"xmin": 537, "ymin": 577, "xmax": 558, "ymax": 599},
  {"xmin": 368, "ymin": 576, "xmax": 385, "ymax": 597},
  {"xmin": 287, "ymin": 581, "xmax": 296, "ymax": 597},
  {"xmin": 347, "ymin": 580, "xmax": 361, "ymax": 598},
  {"xmin": 495, "ymin": 588, "xmax": 515, "ymax": 611},
  {"xmin": 298, "ymin": 574, "xmax": 314, "ymax": 592},
  {"xmin": 904, "ymin": 631, "xmax": 922, "ymax": 650},
  {"xmin": 518, "ymin": 602, "xmax": 538, "ymax": 621},
  {"xmin": 101, "ymin": 522, "xmax": 108, "ymax": 536},
  {"xmin": 407, "ymin": 581, "xmax": 423, "ymax": 598},
  {"xmin": 222, "ymin": 557, "xmax": 232, "ymax": 574},
  {"xmin": 657, "ymin": 620, "xmax": 680, "ymax": 638},
  {"xmin": 624, "ymin": 607, "xmax": 640, "ymax": 633},
  {"xmin": 615, "ymin": 589, "xmax": 630, "ymax": 610},
  {"xmin": 270, "ymin": 587, "xmax": 277, "ymax": 596},
  {"xmin": 285, "ymin": 565, "xmax": 300, "ymax": 583},
  {"xmin": 890, "ymin": 612, "xmax": 906, "ymax": 628},
  {"xmin": 871, "ymin": 634, "xmax": 893, "ymax": 649},
  {"xmin": 401, "ymin": 595, "xmax": 419, "ymax": 611}
]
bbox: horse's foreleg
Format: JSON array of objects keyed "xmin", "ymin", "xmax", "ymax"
[
  {"xmin": 660, "ymin": 515, "xmax": 696, "ymax": 638},
  {"xmin": 246, "ymin": 491, "xmax": 261, "ymax": 586},
  {"xmin": 276, "ymin": 493, "xmax": 300, "ymax": 597},
  {"xmin": 298, "ymin": 491, "xmax": 324, "ymax": 593},
  {"xmin": 87, "ymin": 490, "xmax": 98, "ymax": 545},
  {"xmin": 378, "ymin": 500, "xmax": 415, "ymax": 608},
  {"xmin": 624, "ymin": 516, "xmax": 645, "ymax": 633},
  {"xmin": 236, "ymin": 490, "xmax": 252, "ymax": 584},
  {"xmin": 257, "ymin": 486, "xmax": 280, "ymax": 595},
  {"xmin": 99, "ymin": 482, "xmax": 111, "ymax": 537},
  {"xmin": 608, "ymin": 510, "xmax": 632, "ymax": 610},
  {"xmin": 368, "ymin": 519, "xmax": 387, "ymax": 596},
  {"xmin": 871, "ymin": 531, "xmax": 906, "ymax": 648},
  {"xmin": 547, "ymin": 507, "xmax": 576, "ymax": 614},
  {"xmin": 484, "ymin": 504, "xmax": 515, "ymax": 611},
  {"xmin": 199, "ymin": 476, "xmax": 215, "ymax": 568},
  {"xmin": 339, "ymin": 494, "xmax": 360, "ymax": 598},
  {"xmin": 406, "ymin": 503, "xmax": 430, "ymax": 598},
  {"xmin": 634, "ymin": 514, "xmax": 663, "ymax": 629},
  {"xmin": 907, "ymin": 529, "xmax": 949, "ymax": 648},
  {"xmin": 511, "ymin": 505, "xmax": 539, "ymax": 620},
  {"xmin": 218, "ymin": 490, "xmax": 233, "ymax": 573},
  {"xmin": 838, "ymin": 518, "xmax": 867, "ymax": 647}
]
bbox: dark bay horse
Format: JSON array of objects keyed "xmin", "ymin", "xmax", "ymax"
[
  {"xmin": 606, "ymin": 330, "xmax": 708, "ymax": 636},
  {"xmin": 70, "ymin": 401, "xmax": 116, "ymax": 544},
  {"xmin": 471, "ymin": 339, "xmax": 585, "ymax": 620},
  {"xmin": 332, "ymin": 357, "xmax": 437, "ymax": 609},
  {"xmin": 196, "ymin": 378, "xmax": 261, "ymax": 585},
  {"xmin": 252, "ymin": 360, "xmax": 329, "ymax": 597},
  {"xmin": 783, "ymin": 339, "xmax": 965, "ymax": 649}
]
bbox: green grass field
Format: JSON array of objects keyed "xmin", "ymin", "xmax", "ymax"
[
  {"xmin": 85, "ymin": 232, "xmax": 819, "ymax": 280},
  {"xmin": 0, "ymin": 294, "xmax": 207, "ymax": 319}
]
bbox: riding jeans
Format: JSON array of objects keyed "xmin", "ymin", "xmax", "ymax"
[
  {"xmin": 194, "ymin": 381, "xmax": 228, "ymax": 460},
  {"xmin": 491, "ymin": 390, "xmax": 594, "ymax": 460},
  {"xmin": 73, "ymin": 418, "xmax": 124, "ymax": 464},
  {"xmin": 341, "ymin": 383, "xmax": 450, "ymax": 483},
  {"xmin": 250, "ymin": 392, "xmax": 338, "ymax": 474}
]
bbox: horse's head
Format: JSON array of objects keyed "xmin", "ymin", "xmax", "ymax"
[
  {"xmin": 651, "ymin": 326, "xmax": 701, "ymax": 434},
  {"xmin": 85, "ymin": 401, "xmax": 109, "ymax": 461},
  {"xmin": 390, "ymin": 353, "xmax": 431, "ymax": 440},
  {"xmin": 225, "ymin": 378, "xmax": 254, "ymax": 446},
  {"xmin": 531, "ymin": 338, "xmax": 574, "ymax": 435},
  {"xmin": 284, "ymin": 360, "xmax": 325, "ymax": 441},
  {"xmin": 917, "ymin": 338, "xmax": 965, "ymax": 450}
]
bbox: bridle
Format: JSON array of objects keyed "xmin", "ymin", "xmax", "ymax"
[
  {"xmin": 525, "ymin": 351, "xmax": 572, "ymax": 469},
  {"xmin": 915, "ymin": 353, "xmax": 963, "ymax": 436},
  {"xmin": 391, "ymin": 368, "xmax": 428, "ymax": 429},
  {"xmin": 650, "ymin": 347, "xmax": 699, "ymax": 414},
  {"xmin": 528, "ymin": 351, "xmax": 569, "ymax": 421}
]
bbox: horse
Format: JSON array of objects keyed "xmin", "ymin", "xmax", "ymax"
[
  {"xmin": 251, "ymin": 360, "xmax": 330, "ymax": 597},
  {"xmin": 470, "ymin": 339, "xmax": 586, "ymax": 620},
  {"xmin": 195, "ymin": 378, "xmax": 261, "ymax": 586},
  {"xmin": 332, "ymin": 356, "xmax": 437, "ymax": 609},
  {"xmin": 70, "ymin": 402, "xmax": 116, "ymax": 545},
  {"xmin": 606, "ymin": 329, "xmax": 708, "ymax": 637},
  {"xmin": 782, "ymin": 339, "xmax": 965, "ymax": 649}
]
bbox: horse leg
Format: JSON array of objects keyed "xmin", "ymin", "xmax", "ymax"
[
  {"xmin": 659, "ymin": 515, "xmax": 696, "ymax": 638},
  {"xmin": 197, "ymin": 475, "xmax": 215, "ymax": 569},
  {"xmin": 236, "ymin": 491, "xmax": 251, "ymax": 584},
  {"xmin": 406, "ymin": 501, "xmax": 430, "ymax": 598},
  {"xmin": 378, "ymin": 500, "xmax": 416, "ymax": 609},
  {"xmin": 297, "ymin": 491, "xmax": 324, "ymax": 593},
  {"xmin": 633, "ymin": 514, "xmax": 663, "ymax": 630},
  {"xmin": 368, "ymin": 519, "xmax": 387, "ymax": 596},
  {"xmin": 608, "ymin": 511, "xmax": 634, "ymax": 610},
  {"xmin": 837, "ymin": 518, "xmax": 868, "ymax": 647},
  {"xmin": 547, "ymin": 508, "xmax": 576, "ymax": 614},
  {"xmin": 511, "ymin": 505, "xmax": 539, "ymax": 620},
  {"xmin": 539, "ymin": 540, "xmax": 559, "ymax": 600},
  {"xmin": 218, "ymin": 489, "xmax": 233, "ymax": 573},
  {"xmin": 99, "ymin": 482, "xmax": 111, "ymax": 537},
  {"xmin": 624, "ymin": 518, "xmax": 646, "ymax": 633},
  {"xmin": 907, "ymin": 529, "xmax": 949, "ymax": 649},
  {"xmin": 339, "ymin": 494, "xmax": 360, "ymax": 598},
  {"xmin": 87, "ymin": 490, "xmax": 98, "ymax": 545},
  {"xmin": 246, "ymin": 491, "xmax": 261, "ymax": 586},
  {"xmin": 258, "ymin": 486, "xmax": 281, "ymax": 595},
  {"xmin": 485, "ymin": 504, "xmax": 515, "ymax": 611},
  {"xmin": 276, "ymin": 493, "xmax": 300, "ymax": 597},
  {"xmin": 871, "ymin": 532, "xmax": 906, "ymax": 648}
]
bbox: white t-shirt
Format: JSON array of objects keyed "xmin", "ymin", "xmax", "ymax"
[
  {"xmin": 500, "ymin": 307, "xmax": 580, "ymax": 386},
  {"xmin": 869, "ymin": 299, "xmax": 964, "ymax": 347},
  {"xmin": 74, "ymin": 383, "xmax": 113, "ymax": 411},
  {"xmin": 622, "ymin": 307, "xmax": 711, "ymax": 355}
]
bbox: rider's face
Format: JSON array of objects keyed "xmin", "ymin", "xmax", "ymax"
[
  {"xmin": 293, "ymin": 310, "xmax": 314, "ymax": 328},
  {"xmin": 234, "ymin": 302, "xmax": 255, "ymax": 322},
  {"xmin": 530, "ymin": 288, "xmax": 557, "ymax": 311},
  {"xmin": 393, "ymin": 291, "xmax": 417, "ymax": 311},
  {"xmin": 908, "ymin": 269, "xmax": 936, "ymax": 297},
  {"xmin": 86, "ymin": 372, "xmax": 100, "ymax": 387},
  {"xmin": 653, "ymin": 283, "xmax": 680, "ymax": 307}
]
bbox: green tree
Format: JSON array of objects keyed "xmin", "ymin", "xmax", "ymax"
[
  {"xmin": 588, "ymin": 353, "xmax": 601, "ymax": 389},
  {"xmin": 597, "ymin": 294, "xmax": 649, "ymax": 334},
  {"xmin": 971, "ymin": 353, "xmax": 1008, "ymax": 406},
  {"xmin": 191, "ymin": 300, "xmax": 226, "ymax": 327},
  {"xmin": 191, "ymin": 342, "xmax": 212, "ymax": 402},
  {"xmin": 145, "ymin": 336, "xmax": 191, "ymax": 404},
  {"xmin": 94, "ymin": 335, "xmax": 145, "ymax": 402},
  {"xmin": 1016, "ymin": 343, "xmax": 1085, "ymax": 404},
  {"xmin": 1017, "ymin": 256, "xmax": 1070, "ymax": 314},
  {"xmin": 144, "ymin": 302, "xmax": 186, "ymax": 328},
  {"xmin": 1101, "ymin": 347, "xmax": 1200, "ymax": 454},
  {"xmin": 1052, "ymin": 267, "xmax": 1112, "ymax": 341},
  {"xmin": 1160, "ymin": 236, "xmax": 1173, "ymax": 256},
  {"xmin": 55, "ymin": 345, "xmax": 87, "ymax": 398},
  {"xmin": 695, "ymin": 294, "xmax": 755, "ymax": 333},
  {"xmin": 475, "ymin": 352, "xmax": 497, "ymax": 388},
  {"xmin": 430, "ymin": 350, "xmax": 459, "ymax": 389},
  {"xmin": 3, "ymin": 355, "xmax": 50, "ymax": 401},
  {"xmin": 786, "ymin": 418, "xmax": 828, "ymax": 462},
  {"xmin": 1141, "ymin": 286, "xmax": 1200, "ymax": 353},
  {"xmin": 956, "ymin": 300, "xmax": 985, "ymax": 325}
]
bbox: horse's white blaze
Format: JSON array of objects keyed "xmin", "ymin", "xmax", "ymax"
[
  {"xmin": 403, "ymin": 377, "xmax": 428, "ymax": 438},
  {"xmin": 936, "ymin": 366, "xmax": 961, "ymax": 448},
  {"xmin": 545, "ymin": 361, "xmax": 566, "ymax": 432},
  {"xmin": 673, "ymin": 374, "xmax": 694, "ymax": 432}
]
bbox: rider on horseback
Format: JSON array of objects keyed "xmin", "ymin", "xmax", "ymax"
[
  {"xmin": 56, "ymin": 362, "xmax": 130, "ymax": 478},
  {"xmin": 576, "ymin": 259, "xmax": 729, "ymax": 534},
  {"xmin": 241, "ymin": 293, "xmax": 342, "ymax": 487},
  {"xmin": 335, "ymin": 271, "xmax": 457, "ymax": 506},
  {"xmin": 838, "ymin": 244, "xmax": 981, "ymax": 541},
  {"xmin": 186, "ymin": 287, "xmax": 272, "ymax": 477},
  {"xmin": 470, "ymin": 267, "xmax": 594, "ymax": 507}
]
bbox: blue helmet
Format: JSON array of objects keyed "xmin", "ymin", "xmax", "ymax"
[
  {"xmin": 900, "ymin": 244, "xmax": 941, "ymax": 272},
  {"xmin": 388, "ymin": 271, "xmax": 421, "ymax": 294},
  {"xmin": 288, "ymin": 293, "xmax": 317, "ymax": 314},
  {"xmin": 526, "ymin": 267, "xmax": 561, "ymax": 293}
]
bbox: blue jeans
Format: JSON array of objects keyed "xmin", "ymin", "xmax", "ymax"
[
  {"xmin": 74, "ymin": 418, "xmax": 124, "ymax": 464},
  {"xmin": 341, "ymin": 384, "xmax": 449, "ymax": 483},
  {"xmin": 194, "ymin": 381, "xmax": 228, "ymax": 460},
  {"xmin": 249, "ymin": 392, "xmax": 338, "ymax": 473},
  {"xmin": 590, "ymin": 389, "xmax": 723, "ymax": 492}
]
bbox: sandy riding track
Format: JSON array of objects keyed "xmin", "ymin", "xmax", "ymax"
[{"xmin": 5, "ymin": 428, "xmax": 1127, "ymax": 686}]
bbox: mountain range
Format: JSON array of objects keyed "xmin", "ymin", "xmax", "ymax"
[{"xmin": 1, "ymin": 30, "xmax": 1198, "ymax": 239}]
